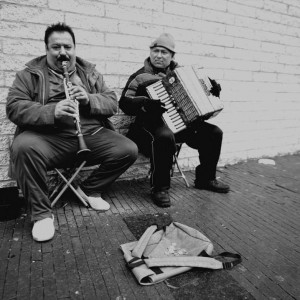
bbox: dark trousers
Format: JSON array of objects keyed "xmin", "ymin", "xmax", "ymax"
[
  {"xmin": 11, "ymin": 128, "xmax": 138, "ymax": 221},
  {"xmin": 140, "ymin": 121, "xmax": 223, "ymax": 191}
]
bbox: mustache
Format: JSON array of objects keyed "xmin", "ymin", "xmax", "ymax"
[{"xmin": 57, "ymin": 54, "xmax": 70, "ymax": 62}]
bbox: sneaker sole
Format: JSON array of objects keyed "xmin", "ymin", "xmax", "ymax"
[
  {"xmin": 32, "ymin": 215, "xmax": 55, "ymax": 242},
  {"xmin": 33, "ymin": 232, "xmax": 55, "ymax": 242},
  {"xmin": 152, "ymin": 199, "xmax": 171, "ymax": 208},
  {"xmin": 195, "ymin": 185, "xmax": 229, "ymax": 193}
]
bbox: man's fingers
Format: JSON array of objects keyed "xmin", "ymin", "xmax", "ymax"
[{"xmin": 55, "ymin": 99, "xmax": 78, "ymax": 119}]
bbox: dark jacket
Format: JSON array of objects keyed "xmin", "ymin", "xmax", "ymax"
[
  {"xmin": 119, "ymin": 57, "xmax": 178, "ymax": 155},
  {"xmin": 7, "ymin": 55, "xmax": 117, "ymax": 134},
  {"xmin": 6, "ymin": 55, "xmax": 117, "ymax": 177},
  {"xmin": 119, "ymin": 57, "xmax": 177, "ymax": 117}
]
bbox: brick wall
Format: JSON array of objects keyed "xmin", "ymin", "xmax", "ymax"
[{"xmin": 1, "ymin": 0, "xmax": 300, "ymax": 187}]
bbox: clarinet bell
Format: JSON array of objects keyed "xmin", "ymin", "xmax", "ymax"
[{"xmin": 77, "ymin": 134, "xmax": 91, "ymax": 160}]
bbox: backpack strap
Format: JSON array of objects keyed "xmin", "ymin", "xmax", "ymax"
[
  {"xmin": 215, "ymin": 252, "xmax": 242, "ymax": 269},
  {"xmin": 131, "ymin": 225, "xmax": 157, "ymax": 258},
  {"xmin": 127, "ymin": 257, "xmax": 145, "ymax": 269},
  {"xmin": 144, "ymin": 252, "xmax": 241, "ymax": 270}
]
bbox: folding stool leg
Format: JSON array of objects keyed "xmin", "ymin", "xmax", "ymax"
[
  {"xmin": 49, "ymin": 166, "xmax": 78, "ymax": 201},
  {"xmin": 50, "ymin": 160, "xmax": 89, "ymax": 208},
  {"xmin": 172, "ymin": 143, "xmax": 190, "ymax": 187},
  {"xmin": 49, "ymin": 178, "xmax": 66, "ymax": 202},
  {"xmin": 173, "ymin": 155, "xmax": 190, "ymax": 187}
]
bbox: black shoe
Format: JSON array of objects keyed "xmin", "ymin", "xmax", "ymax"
[
  {"xmin": 151, "ymin": 190, "xmax": 171, "ymax": 207},
  {"xmin": 195, "ymin": 179, "xmax": 230, "ymax": 193}
]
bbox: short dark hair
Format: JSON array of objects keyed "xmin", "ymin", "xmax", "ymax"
[{"xmin": 44, "ymin": 22, "xmax": 76, "ymax": 47}]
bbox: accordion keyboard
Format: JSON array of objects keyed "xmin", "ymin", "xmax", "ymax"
[{"xmin": 146, "ymin": 81, "xmax": 187, "ymax": 134}]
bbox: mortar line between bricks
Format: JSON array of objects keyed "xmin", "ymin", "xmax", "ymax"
[
  {"xmin": 202, "ymin": 226, "xmax": 299, "ymax": 300},
  {"xmin": 171, "ymin": 180, "xmax": 300, "ymax": 292},
  {"xmin": 191, "ymin": 204, "xmax": 300, "ymax": 296},
  {"xmin": 82, "ymin": 212, "xmax": 135, "ymax": 298},
  {"xmin": 88, "ymin": 212, "xmax": 138, "ymax": 299},
  {"xmin": 1, "ymin": 155, "xmax": 300, "ymax": 300},
  {"xmin": 177, "ymin": 173, "xmax": 300, "ymax": 249},
  {"xmin": 193, "ymin": 188, "xmax": 300, "ymax": 254}
]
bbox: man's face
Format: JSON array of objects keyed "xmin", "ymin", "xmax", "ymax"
[
  {"xmin": 46, "ymin": 31, "xmax": 76, "ymax": 72},
  {"xmin": 150, "ymin": 46, "xmax": 173, "ymax": 69}
]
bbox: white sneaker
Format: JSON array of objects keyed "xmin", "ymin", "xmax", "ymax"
[
  {"xmin": 32, "ymin": 214, "xmax": 55, "ymax": 242},
  {"xmin": 76, "ymin": 186, "xmax": 110, "ymax": 211}
]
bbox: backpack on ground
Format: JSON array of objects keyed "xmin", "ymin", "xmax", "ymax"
[{"xmin": 120, "ymin": 222, "xmax": 241, "ymax": 285}]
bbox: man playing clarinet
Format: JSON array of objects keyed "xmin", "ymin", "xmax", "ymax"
[
  {"xmin": 119, "ymin": 33, "xmax": 229, "ymax": 208},
  {"xmin": 6, "ymin": 23, "xmax": 138, "ymax": 242}
]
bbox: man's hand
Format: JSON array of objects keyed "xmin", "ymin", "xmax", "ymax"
[
  {"xmin": 54, "ymin": 99, "xmax": 78, "ymax": 120},
  {"xmin": 136, "ymin": 79, "xmax": 160, "ymax": 97},
  {"xmin": 143, "ymin": 99, "xmax": 167, "ymax": 115},
  {"xmin": 68, "ymin": 85, "xmax": 90, "ymax": 106},
  {"xmin": 208, "ymin": 78, "xmax": 221, "ymax": 98}
]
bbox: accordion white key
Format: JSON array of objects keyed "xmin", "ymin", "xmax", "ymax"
[{"xmin": 146, "ymin": 66, "xmax": 224, "ymax": 134}]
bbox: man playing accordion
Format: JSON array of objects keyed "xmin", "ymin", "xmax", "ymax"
[{"xmin": 119, "ymin": 33, "xmax": 229, "ymax": 208}]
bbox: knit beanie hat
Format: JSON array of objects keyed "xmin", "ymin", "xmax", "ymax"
[{"xmin": 149, "ymin": 33, "xmax": 176, "ymax": 53}]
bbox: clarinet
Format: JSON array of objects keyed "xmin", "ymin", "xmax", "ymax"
[{"xmin": 61, "ymin": 61, "xmax": 91, "ymax": 159}]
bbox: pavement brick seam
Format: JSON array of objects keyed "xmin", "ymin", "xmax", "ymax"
[
  {"xmin": 0, "ymin": 155, "xmax": 299, "ymax": 300},
  {"xmin": 184, "ymin": 172, "xmax": 296, "ymax": 298},
  {"xmin": 145, "ymin": 168, "xmax": 300, "ymax": 299}
]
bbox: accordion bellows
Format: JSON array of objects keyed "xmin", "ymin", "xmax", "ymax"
[{"xmin": 146, "ymin": 66, "xmax": 224, "ymax": 134}]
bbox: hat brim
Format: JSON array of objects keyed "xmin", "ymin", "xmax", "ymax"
[{"xmin": 150, "ymin": 44, "xmax": 175, "ymax": 53}]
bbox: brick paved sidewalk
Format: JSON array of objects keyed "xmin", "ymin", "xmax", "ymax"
[{"xmin": 0, "ymin": 154, "xmax": 299, "ymax": 300}]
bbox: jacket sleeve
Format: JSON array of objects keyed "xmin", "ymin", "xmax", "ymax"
[
  {"xmin": 119, "ymin": 73, "xmax": 160, "ymax": 116},
  {"xmin": 119, "ymin": 73, "xmax": 147, "ymax": 116},
  {"xmin": 87, "ymin": 72, "xmax": 118, "ymax": 117},
  {"xmin": 6, "ymin": 70, "xmax": 56, "ymax": 128}
]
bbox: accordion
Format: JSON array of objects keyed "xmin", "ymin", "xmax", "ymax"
[{"xmin": 146, "ymin": 66, "xmax": 224, "ymax": 134}]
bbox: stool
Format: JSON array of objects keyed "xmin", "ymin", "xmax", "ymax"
[
  {"xmin": 49, "ymin": 160, "xmax": 89, "ymax": 208},
  {"xmin": 148, "ymin": 143, "xmax": 189, "ymax": 187},
  {"xmin": 171, "ymin": 143, "xmax": 189, "ymax": 187}
]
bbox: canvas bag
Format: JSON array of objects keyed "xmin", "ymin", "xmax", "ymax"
[{"xmin": 120, "ymin": 222, "xmax": 241, "ymax": 285}]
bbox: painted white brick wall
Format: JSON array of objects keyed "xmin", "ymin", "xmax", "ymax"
[{"xmin": 0, "ymin": 0, "xmax": 300, "ymax": 187}]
